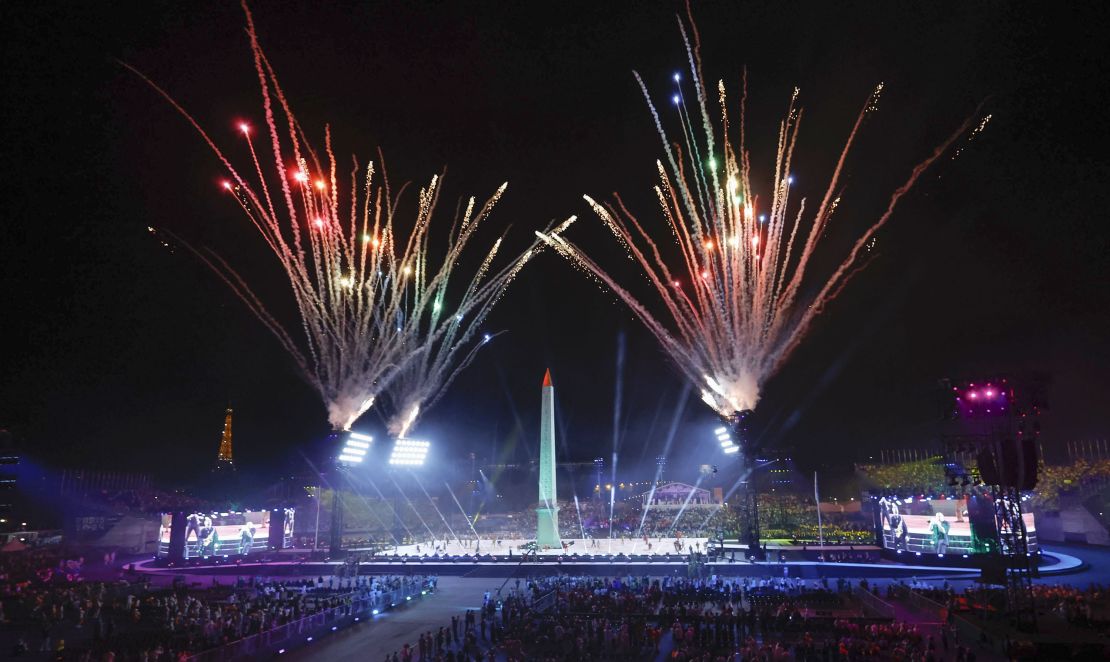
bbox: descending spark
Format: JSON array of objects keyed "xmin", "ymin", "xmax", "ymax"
[
  {"xmin": 383, "ymin": 239, "xmax": 538, "ymax": 438},
  {"xmin": 537, "ymin": 11, "xmax": 983, "ymax": 418},
  {"xmin": 124, "ymin": 0, "xmax": 536, "ymax": 431}
]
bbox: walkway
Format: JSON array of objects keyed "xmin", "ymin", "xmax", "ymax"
[{"xmin": 282, "ymin": 577, "xmax": 496, "ymax": 661}]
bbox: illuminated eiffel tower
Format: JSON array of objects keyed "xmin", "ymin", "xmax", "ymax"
[{"xmin": 214, "ymin": 407, "xmax": 236, "ymax": 472}]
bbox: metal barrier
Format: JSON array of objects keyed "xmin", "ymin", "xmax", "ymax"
[
  {"xmin": 532, "ymin": 588, "xmax": 558, "ymax": 613},
  {"xmin": 905, "ymin": 589, "xmax": 948, "ymax": 620},
  {"xmin": 852, "ymin": 586, "xmax": 896, "ymax": 620},
  {"xmin": 185, "ymin": 581, "xmax": 432, "ymax": 662}
]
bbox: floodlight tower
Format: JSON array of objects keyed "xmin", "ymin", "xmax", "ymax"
[
  {"xmin": 389, "ymin": 439, "xmax": 431, "ymax": 466},
  {"xmin": 329, "ymin": 431, "xmax": 372, "ymax": 555},
  {"xmin": 387, "ymin": 438, "xmax": 431, "ymax": 545},
  {"xmin": 593, "ymin": 457, "xmax": 605, "ymax": 501},
  {"xmin": 940, "ymin": 375, "xmax": 1045, "ymax": 632},
  {"xmin": 727, "ymin": 409, "xmax": 763, "ymax": 560}
]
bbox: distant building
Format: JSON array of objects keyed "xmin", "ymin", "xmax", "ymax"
[
  {"xmin": 0, "ymin": 429, "xmax": 17, "ymax": 518},
  {"xmin": 643, "ymin": 482, "xmax": 717, "ymax": 508},
  {"xmin": 214, "ymin": 408, "xmax": 236, "ymax": 473}
]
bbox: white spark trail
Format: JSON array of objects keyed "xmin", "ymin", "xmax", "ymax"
[
  {"xmin": 537, "ymin": 11, "xmax": 982, "ymax": 418},
  {"xmin": 126, "ymin": 0, "xmax": 539, "ymax": 432}
]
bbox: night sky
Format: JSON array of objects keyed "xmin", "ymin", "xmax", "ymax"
[{"xmin": 3, "ymin": 1, "xmax": 1109, "ymax": 488}]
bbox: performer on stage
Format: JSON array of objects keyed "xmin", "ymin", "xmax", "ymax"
[
  {"xmin": 930, "ymin": 512, "xmax": 950, "ymax": 554},
  {"xmin": 184, "ymin": 513, "xmax": 203, "ymax": 559},
  {"xmin": 239, "ymin": 522, "xmax": 256, "ymax": 555},
  {"xmin": 198, "ymin": 517, "xmax": 219, "ymax": 557}
]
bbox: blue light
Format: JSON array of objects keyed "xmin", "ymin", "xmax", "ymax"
[
  {"xmin": 372, "ymin": 609, "xmax": 379, "ymax": 615},
  {"xmin": 673, "ymin": 72, "xmax": 681, "ymax": 83},
  {"xmin": 672, "ymin": 95, "xmax": 680, "ymax": 105},
  {"xmin": 787, "ymin": 176, "xmax": 794, "ymax": 185},
  {"xmin": 483, "ymin": 334, "xmax": 491, "ymax": 343},
  {"xmin": 307, "ymin": 637, "xmax": 313, "ymax": 642}
]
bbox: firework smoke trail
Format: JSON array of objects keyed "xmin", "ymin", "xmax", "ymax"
[
  {"xmin": 124, "ymin": 0, "xmax": 537, "ymax": 432},
  {"xmin": 536, "ymin": 10, "xmax": 984, "ymax": 418}
]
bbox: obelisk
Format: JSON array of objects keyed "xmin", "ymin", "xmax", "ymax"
[{"xmin": 536, "ymin": 369, "xmax": 562, "ymax": 548}]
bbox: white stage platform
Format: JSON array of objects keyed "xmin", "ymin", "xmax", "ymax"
[{"xmin": 390, "ymin": 537, "xmax": 710, "ymax": 557}]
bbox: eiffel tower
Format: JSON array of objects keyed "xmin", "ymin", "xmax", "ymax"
[{"xmin": 214, "ymin": 407, "xmax": 236, "ymax": 472}]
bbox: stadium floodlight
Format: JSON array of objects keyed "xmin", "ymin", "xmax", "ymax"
[
  {"xmin": 389, "ymin": 438, "xmax": 430, "ymax": 466},
  {"xmin": 715, "ymin": 427, "xmax": 738, "ymax": 453},
  {"xmin": 338, "ymin": 431, "xmax": 372, "ymax": 465}
]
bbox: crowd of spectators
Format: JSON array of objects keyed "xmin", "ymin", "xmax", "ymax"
[
  {"xmin": 858, "ymin": 455, "xmax": 1110, "ymax": 514},
  {"xmin": 906, "ymin": 581, "xmax": 1110, "ymax": 629},
  {"xmin": 0, "ymin": 547, "xmax": 431, "ymax": 660},
  {"xmin": 1029, "ymin": 458, "xmax": 1110, "ymax": 509},
  {"xmin": 855, "ymin": 459, "xmax": 948, "ymax": 497},
  {"xmin": 379, "ymin": 574, "xmax": 941, "ymax": 661},
  {"xmin": 328, "ymin": 492, "xmax": 877, "ymax": 552}
]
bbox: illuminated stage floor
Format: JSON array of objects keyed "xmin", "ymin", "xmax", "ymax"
[
  {"xmin": 388, "ymin": 537, "xmax": 709, "ymax": 557},
  {"xmin": 137, "ymin": 545, "xmax": 1086, "ymax": 582}
]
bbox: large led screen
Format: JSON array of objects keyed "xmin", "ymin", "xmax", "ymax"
[
  {"xmin": 875, "ymin": 495, "xmax": 1037, "ymax": 555},
  {"xmin": 157, "ymin": 510, "xmax": 275, "ymax": 558}
]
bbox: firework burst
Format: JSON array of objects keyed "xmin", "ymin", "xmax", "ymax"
[
  {"xmin": 537, "ymin": 11, "xmax": 984, "ymax": 418},
  {"xmin": 127, "ymin": 0, "xmax": 536, "ymax": 431}
]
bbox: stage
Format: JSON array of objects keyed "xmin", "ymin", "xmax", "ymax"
[
  {"xmin": 134, "ymin": 546, "xmax": 1085, "ymax": 580},
  {"xmin": 386, "ymin": 536, "xmax": 708, "ymax": 557}
]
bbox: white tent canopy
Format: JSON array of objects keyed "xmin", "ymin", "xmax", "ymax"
[{"xmin": 643, "ymin": 482, "xmax": 715, "ymax": 508}]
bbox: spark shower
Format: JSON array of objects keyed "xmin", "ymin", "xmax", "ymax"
[
  {"xmin": 538, "ymin": 10, "xmax": 986, "ymax": 418},
  {"xmin": 126, "ymin": 0, "xmax": 536, "ymax": 432}
]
